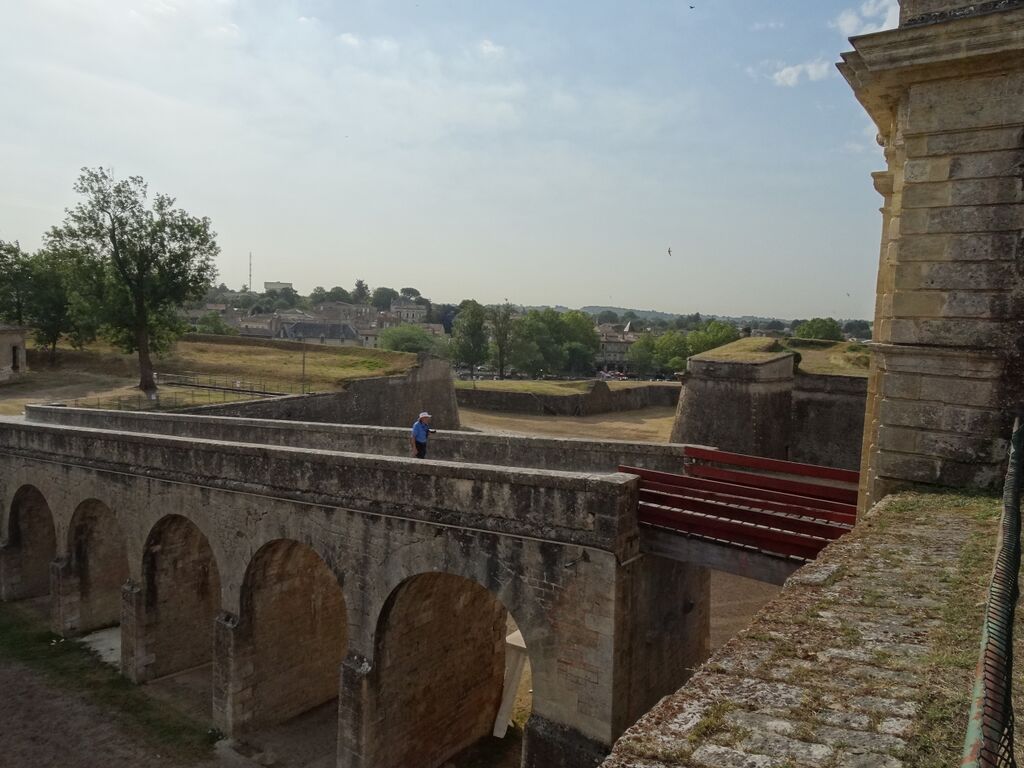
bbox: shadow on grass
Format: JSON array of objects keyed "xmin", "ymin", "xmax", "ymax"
[{"xmin": 0, "ymin": 601, "xmax": 217, "ymax": 763}]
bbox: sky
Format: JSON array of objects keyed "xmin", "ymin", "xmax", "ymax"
[{"xmin": 0, "ymin": 0, "xmax": 902, "ymax": 319}]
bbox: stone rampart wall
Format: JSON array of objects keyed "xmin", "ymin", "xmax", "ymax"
[
  {"xmin": 181, "ymin": 355, "xmax": 461, "ymax": 429},
  {"xmin": 671, "ymin": 356, "xmax": 867, "ymax": 470},
  {"xmin": 456, "ymin": 381, "xmax": 680, "ymax": 416}
]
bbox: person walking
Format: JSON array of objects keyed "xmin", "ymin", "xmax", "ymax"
[{"xmin": 410, "ymin": 411, "xmax": 435, "ymax": 458}]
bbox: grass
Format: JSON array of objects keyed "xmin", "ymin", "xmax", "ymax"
[
  {"xmin": 0, "ymin": 336, "xmax": 418, "ymax": 413},
  {"xmin": 0, "ymin": 601, "xmax": 217, "ymax": 762},
  {"xmin": 689, "ymin": 337, "xmax": 870, "ymax": 377}
]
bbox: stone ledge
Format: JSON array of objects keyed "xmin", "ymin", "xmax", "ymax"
[{"xmin": 602, "ymin": 492, "xmax": 1001, "ymax": 767}]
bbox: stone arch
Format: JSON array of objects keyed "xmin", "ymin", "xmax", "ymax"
[
  {"xmin": 368, "ymin": 571, "xmax": 523, "ymax": 768},
  {"xmin": 60, "ymin": 499, "xmax": 128, "ymax": 634},
  {"xmin": 0, "ymin": 485, "xmax": 57, "ymax": 601},
  {"xmin": 125, "ymin": 514, "xmax": 222, "ymax": 686},
  {"xmin": 232, "ymin": 539, "xmax": 348, "ymax": 735}
]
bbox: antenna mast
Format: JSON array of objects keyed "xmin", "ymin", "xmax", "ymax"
[{"xmin": 248, "ymin": 252, "xmax": 253, "ymax": 293}]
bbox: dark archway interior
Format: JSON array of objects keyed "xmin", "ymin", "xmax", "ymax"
[
  {"xmin": 6, "ymin": 486, "xmax": 57, "ymax": 600},
  {"xmin": 69, "ymin": 499, "xmax": 129, "ymax": 633}
]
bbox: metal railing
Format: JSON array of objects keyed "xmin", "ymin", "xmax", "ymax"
[
  {"xmin": 65, "ymin": 387, "xmax": 270, "ymax": 412},
  {"xmin": 154, "ymin": 372, "xmax": 304, "ymax": 396},
  {"xmin": 962, "ymin": 417, "xmax": 1022, "ymax": 767}
]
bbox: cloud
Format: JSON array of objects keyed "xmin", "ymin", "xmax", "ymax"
[
  {"xmin": 477, "ymin": 39, "xmax": 505, "ymax": 58},
  {"xmin": 338, "ymin": 32, "xmax": 360, "ymax": 48},
  {"xmin": 831, "ymin": 0, "xmax": 899, "ymax": 37},
  {"xmin": 771, "ymin": 58, "xmax": 832, "ymax": 87},
  {"xmin": 751, "ymin": 21, "xmax": 784, "ymax": 31}
]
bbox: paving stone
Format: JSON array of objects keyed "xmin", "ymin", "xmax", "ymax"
[{"xmin": 691, "ymin": 744, "xmax": 781, "ymax": 768}]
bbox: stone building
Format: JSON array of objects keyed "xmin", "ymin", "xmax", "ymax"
[
  {"xmin": 389, "ymin": 299, "xmax": 428, "ymax": 323},
  {"xmin": 0, "ymin": 326, "xmax": 28, "ymax": 381},
  {"xmin": 840, "ymin": 0, "xmax": 1024, "ymax": 510}
]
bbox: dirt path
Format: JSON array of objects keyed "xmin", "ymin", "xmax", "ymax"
[{"xmin": 460, "ymin": 406, "xmax": 678, "ymax": 442}]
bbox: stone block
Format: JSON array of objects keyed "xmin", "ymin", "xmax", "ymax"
[
  {"xmin": 901, "ymin": 204, "xmax": 1024, "ymax": 235},
  {"xmin": 903, "ymin": 178, "xmax": 1023, "ymax": 208},
  {"xmin": 887, "ymin": 318, "xmax": 1006, "ymax": 347},
  {"xmin": 897, "ymin": 232, "xmax": 1020, "ymax": 262},
  {"xmin": 906, "ymin": 73, "xmax": 1024, "ymax": 134},
  {"xmin": 906, "ymin": 126, "xmax": 1024, "ymax": 157},
  {"xmin": 894, "ymin": 261, "xmax": 1016, "ymax": 291}
]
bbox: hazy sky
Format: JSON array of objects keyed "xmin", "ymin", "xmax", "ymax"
[{"xmin": 0, "ymin": 0, "xmax": 900, "ymax": 319}]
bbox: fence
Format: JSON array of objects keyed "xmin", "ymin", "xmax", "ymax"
[
  {"xmin": 962, "ymin": 417, "xmax": 1022, "ymax": 767},
  {"xmin": 155, "ymin": 372, "xmax": 311, "ymax": 396},
  {"xmin": 66, "ymin": 387, "xmax": 270, "ymax": 413}
]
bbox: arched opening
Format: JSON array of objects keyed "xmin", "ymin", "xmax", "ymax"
[
  {"xmin": 372, "ymin": 572, "xmax": 532, "ymax": 768},
  {"xmin": 137, "ymin": 515, "xmax": 221, "ymax": 716},
  {"xmin": 231, "ymin": 540, "xmax": 347, "ymax": 763},
  {"xmin": 67, "ymin": 499, "xmax": 129, "ymax": 635},
  {"xmin": 0, "ymin": 486, "xmax": 57, "ymax": 606}
]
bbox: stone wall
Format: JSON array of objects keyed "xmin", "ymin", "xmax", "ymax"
[
  {"xmin": 182, "ymin": 354, "xmax": 461, "ymax": 430},
  {"xmin": 0, "ymin": 485, "xmax": 56, "ymax": 601},
  {"xmin": 670, "ymin": 356, "xmax": 868, "ymax": 470},
  {"xmin": 27, "ymin": 405, "xmax": 689, "ymax": 474},
  {"xmin": 840, "ymin": 3, "xmax": 1024, "ymax": 509},
  {"xmin": 456, "ymin": 381, "xmax": 680, "ymax": 416}
]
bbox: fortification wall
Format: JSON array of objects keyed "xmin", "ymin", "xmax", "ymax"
[
  {"xmin": 180, "ymin": 355, "xmax": 460, "ymax": 429},
  {"xmin": 671, "ymin": 356, "xmax": 867, "ymax": 470},
  {"xmin": 456, "ymin": 380, "xmax": 680, "ymax": 416}
]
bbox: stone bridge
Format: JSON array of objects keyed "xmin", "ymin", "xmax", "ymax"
[{"xmin": 0, "ymin": 407, "xmax": 712, "ymax": 768}]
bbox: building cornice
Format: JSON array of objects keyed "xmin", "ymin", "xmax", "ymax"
[{"xmin": 837, "ymin": 7, "xmax": 1024, "ymax": 131}]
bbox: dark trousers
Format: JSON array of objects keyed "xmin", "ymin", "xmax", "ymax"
[{"xmin": 415, "ymin": 441, "xmax": 427, "ymax": 459}]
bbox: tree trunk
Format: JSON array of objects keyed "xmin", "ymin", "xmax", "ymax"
[
  {"xmin": 136, "ymin": 326, "xmax": 157, "ymax": 396},
  {"xmin": 49, "ymin": 341, "xmax": 57, "ymax": 365}
]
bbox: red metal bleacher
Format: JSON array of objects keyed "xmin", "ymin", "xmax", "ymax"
[{"xmin": 621, "ymin": 447, "xmax": 860, "ymax": 564}]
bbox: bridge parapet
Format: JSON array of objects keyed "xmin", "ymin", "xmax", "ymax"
[
  {"xmin": 0, "ymin": 415, "xmax": 638, "ymax": 554},
  {"xmin": 24, "ymin": 405, "xmax": 689, "ymax": 475}
]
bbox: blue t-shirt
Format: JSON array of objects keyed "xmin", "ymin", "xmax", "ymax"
[{"xmin": 412, "ymin": 420, "xmax": 430, "ymax": 443}]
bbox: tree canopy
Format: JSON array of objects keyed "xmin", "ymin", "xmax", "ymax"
[
  {"xmin": 450, "ymin": 300, "xmax": 488, "ymax": 374},
  {"xmin": 371, "ymin": 286, "xmax": 400, "ymax": 311},
  {"xmin": 378, "ymin": 324, "xmax": 444, "ymax": 355},
  {"xmin": 794, "ymin": 317, "xmax": 844, "ymax": 341},
  {"xmin": 47, "ymin": 167, "xmax": 218, "ymax": 393}
]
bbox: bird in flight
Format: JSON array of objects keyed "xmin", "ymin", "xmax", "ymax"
[{"xmin": 668, "ymin": 247, "xmax": 673, "ymax": 257}]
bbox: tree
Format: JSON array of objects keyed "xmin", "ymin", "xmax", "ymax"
[
  {"xmin": 326, "ymin": 286, "xmax": 351, "ymax": 303},
  {"xmin": 400, "ymin": 287, "xmax": 421, "ymax": 299},
  {"xmin": 559, "ymin": 310, "xmax": 600, "ymax": 375},
  {"xmin": 688, "ymin": 321, "xmax": 740, "ymax": 355},
  {"xmin": 48, "ymin": 167, "xmax": 218, "ymax": 394},
  {"xmin": 488, "ymin": 302, "xmax": 515, "ymax": 378},
  {"xmin": 842, "ymin": 319, "xmax": 871, "ymax": 338},
  {"xmin": 654, "ymin": 330, "xmax": 690, "ymax": 372},
  {"xmin": 351, "ymin": 279, "xmax": 371, "ymax": 304},
  {"xmin": 379, "ymin": 324, "xmax": 442, "ymax": 354},
  {"xmin": 196, "ymin": 312, "xmax": 238, "ymax": 336},
  {"xmin": 627, "ymin": 332, "xmax": 657, "ymax": 375},
  {"xmin": 764, "ymin": 319, "xmax": 785, "ymax": 331},
  {"xmin": 622, "ymin": 310, "xmax": 638, "ymax": 322},
  {"xmin": 277, "ymin": 286, "xmax": 300, "ymax": 308},
  {"xmin": 310, "ymin": 286, "xmax": 328, "ymax": 303},
  {"xmin": 24, "ymin": 248, "xmax": 83, "ymax": 361},
  {"xmin": 795, "ymin": 317, "xmax": 844, "ymax": 341},
  {"xmin": 596, "ymin": 310, "xmax": 619, "ymax": 325},
  {"xmin": 0, "ymin": 240, "xmax": 32, "ymax": 326},
  {"xmin": 371, "ymin": 286, "xmax": 400, "ymax": 311},
  {"xmin": 450, "ymin": 300, "xmax": 488, "ymax": 376}
]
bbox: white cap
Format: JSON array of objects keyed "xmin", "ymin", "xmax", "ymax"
[{"xmin": 418, "ymin": 411, "xmax": 432, "ymax": 419}]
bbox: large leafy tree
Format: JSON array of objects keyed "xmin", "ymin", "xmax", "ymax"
[
  {"xmin": 379, "ymin": 324, "xmax": 444, "ymax": 355},
  {"xmin": 326, "ymin": 285, "xmax": 352, "ymax": 303},
  {"xmin": 371, "ymin": 286, "xmax": 400, "ymax": 311},
  {"xmin": 842, "ymin": 319, "xmax": 871, "ymax": 338},
  {"xmin": 351, "ymin": 279, "xmax": 371, "ymax": 304},
  {"xmin": 688, "ymin": 320, "xmax": 740, "ymax": 355},
  {"xmin": 487, "ymin": 302, "xmax": 515, "ymax": 378},
  {"xmin": 795, "ymin": 317, "xmax": 843, "ymax": 341},
  {"xmin": 25, "ymin": 248, "xmax": 88, "ymax": 361},
  {"xmin": 48, "ymin": 167, "xmax": 218, "ymax": 394},
  {"xmin": 0, "ymin": 240, "xmax": 32, "ymax": 326},
  {"xmin": 654, "ymin": 330, "xmax": 690, "ymax": 372},
  {"xmin": 559, "ymin": 310, "xmax": 600, "ymax": 375},
  {"xmin": 451, "ymin": 300, "xmax": 488, "ymax": 376},
  {"xmin": 627, "ymin": 332, "xmax": 657, "ymax": 375}
]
